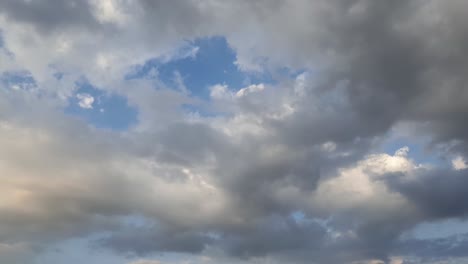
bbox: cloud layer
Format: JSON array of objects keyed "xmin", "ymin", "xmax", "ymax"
[{"xmin": 1, "ymin": 1, "xmax": 468, "ymax": 264}]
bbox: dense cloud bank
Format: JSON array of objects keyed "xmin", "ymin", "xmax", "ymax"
[{"xmin": 1, "ymin": 1, "xmax": 468, "ymax": 264}]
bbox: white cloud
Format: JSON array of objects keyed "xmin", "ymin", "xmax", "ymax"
[
  {"xmin": 90, "ymin": 0, "xmax": 129, "ymax": 25},
  {"xmin": 395, "ymin": 146, "xmax": 410, "ymax": 157},
  {"xmin": 311, "ymin": 147, "xmax": 417, "ymax": 213},
  {"xmin": 452, "ymin": 156, "xmax": 468, "ymax": 170},
  {"xmin": 209, "ymin": 84, "xmax": 230, "ymax": 99},
  {"xmin": 235, "ymin": 83, "xmax": 265, "ymax": 98},
  {"xmin": 209, "ymin": 83, "xmax": 265, "ymax": 101},
  {"xmin": 76, "ymin": 93, "xmax": 95, "ymax": 109}
]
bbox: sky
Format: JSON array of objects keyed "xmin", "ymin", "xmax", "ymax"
[{"xmin": 1, "ymin": 1, "xmax": 468, "ymax": 264}]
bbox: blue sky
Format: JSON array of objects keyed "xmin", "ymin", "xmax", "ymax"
[
  {"xmin": 1, "ymin": 70, "xmax": 36, "ymax": 91},
  {"xmin": 65, "ymin": 79, "xmax": 138, "ymax": 130},
  {"xmin": 127, "ymin": 37, "xmax": 247, "ymax": 96}
]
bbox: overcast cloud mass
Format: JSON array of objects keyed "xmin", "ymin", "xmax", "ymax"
[{"xmin": 1, "ymin": 1, "xmax": 468, "ymax": 264}]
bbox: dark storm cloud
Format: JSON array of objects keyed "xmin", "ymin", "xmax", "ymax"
[
  {"xmin": 303, "ymin": 0, "xmax": 468, "ymax": 154},
  {"xmin": 98, "ymin": 226, "xmax": 214, "ymax": 255},
  {"xmin": 249, "ymin": 2, "xmax": 468, "ymax": 259},
  {"xmin": 219, "ymin": 215, "xmax": 326, "ymax": 258},
  {"xmin": 0, "ymin": 0, "xmax": 99, "ymax": 33},
  {"xmin": 397, "ymin": 233, "xmax": 468, "ymax": 260},
  {"xmin": 386, "ymin": 168, "xmax": 468, "ymax": 220}
]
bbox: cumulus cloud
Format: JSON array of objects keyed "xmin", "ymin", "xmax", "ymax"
[
  {"xmin": 452, "ymin": 156, "xmax": 468, "ymax": 170},
  {"xmin": 1, "ymin": 1, "xmax": 468, "ymax": 264},
  {"xmin": 76, "ymin": 93, "xmax": 94, "ymax": 109}
]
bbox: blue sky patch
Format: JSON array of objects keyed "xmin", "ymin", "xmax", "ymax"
[
  {"xmin": 65, "ymin": 81, "xmax": 138, "ymax": 130},
  {"xmin": 381, "ymin": 136, "xmax": 445, "ymax": 166},
  {"xmin": 0, "ymin": 70, "xmax": 36, "ymax": 90},
  {"xmin": 127, "ymin": 36, "xmax": 274, "ymax": 99}
]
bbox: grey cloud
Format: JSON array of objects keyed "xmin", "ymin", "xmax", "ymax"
[
  {"xmin": 385, "ymin": 168, "xmax": 468, "ymax": 220},
  {"xmin": 219, "ymin": 215, "xmax": 326, "ymax": 259},
  {"xmin": 395, "ymin": 233, "xmax": 468, "ymax": 263},
  {"xmin": 155, "ymin": 122, "xmax": 232, "ymax": 166},
  {"xmin": 2, "ymin": 1, "xmax": 468, "ymax": 264},
  {"xmin": 98, "ymin": 226, "xmax": 214, "ymax": 255},
  {"xmin": 0, "ymin": 0, "xmax": 100, "ymax": 33}
]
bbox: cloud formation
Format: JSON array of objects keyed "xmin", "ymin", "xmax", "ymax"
[{"xmin": 1, "ymin": 1, "xmax": 468, "ymax": 264}]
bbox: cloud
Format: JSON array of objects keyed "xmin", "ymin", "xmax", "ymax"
[
  {"xmin": 1, "ymin": 1, "xmax": 468, "ymax": 264},
  {"xmin": 129, "ymin": 260, "xmax": 162, "ymax": 264},
  {"xmin": 99, "ymin": 226, "xmax": 214, "ymax": 255},
  {"xmin": 235, "ymin": 84, "xmax": 265, "ymax": 98},
  {"xmin": 452, "ymin": 156, "xmax": 468, "ymax": 170},
  {"xmin": 76, "ymin": 93, "xmax": 94, "ymax": 109},
  {"xmin": 386, "ymin": 167, "xmax": 468, "ymax": 220}
]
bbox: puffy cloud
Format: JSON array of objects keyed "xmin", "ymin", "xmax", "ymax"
[
  {"xmin": 1, "ymin": 1, "xmax": 468, "ymax": 264},
  {"xmin": 452, "ymin": 156, "xmax": 468, "ymax": 170},
  {"xmin": 76, "ymin": 93, "xmax": 94, "ymax": 109},
  {"xmin": 235, "ymin": 84, "xmax": 265, "ymax": 98}
]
